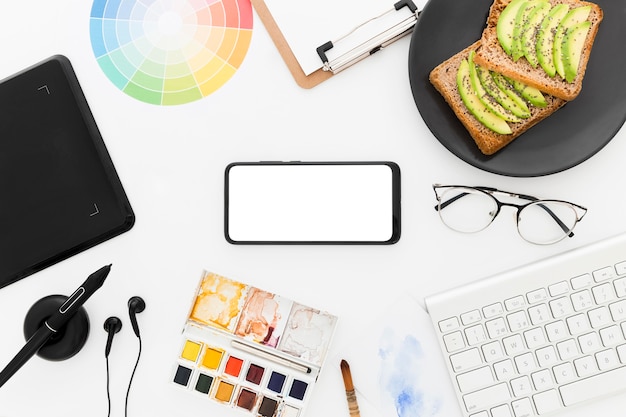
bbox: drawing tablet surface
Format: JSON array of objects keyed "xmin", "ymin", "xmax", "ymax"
[{"xmin": 0, "ymin": 56, "xmax": 134, "ymax": 288}]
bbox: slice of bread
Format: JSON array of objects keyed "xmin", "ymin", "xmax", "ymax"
[
  {"xmin": 429, "ymin": 41, "xmax": 567, "ymax": 155},
  {"xmin": 474, "ymin": 0, "xmax": 603, "ymax": 101}
]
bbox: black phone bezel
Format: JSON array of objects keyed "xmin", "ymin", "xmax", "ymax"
[{"xmin": 224, "ymin": 161, "xmax": 401, "ymax": 245}]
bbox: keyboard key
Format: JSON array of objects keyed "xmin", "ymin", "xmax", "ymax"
[
  {"xmin": 457, "ymin": 366, "xmax": 494, "ymax": 393},
  {"xmin": 553, "ymin": 362, "xmax": 575, "ymax": 384},
  {"xmin": 510, "ymin": 375, "xmax": 532, "ymax": 397},
  {"xmin": 595, "ymin": 348, "xmax": 619, "ymax": 371},
  {"xmin": 463, "ymin": 383, "xmax": 511, "ymax": 413},
  {"xmin": 461, "ymin": 310, "xmax": 482, "ymax": 325},
  {"xmin": 549, "ymin": 297, "xmax": 573, "ymax": 318},
  {"xmin": 523, "ymin": 327, "xmax": 546, "ymax": 349},
  {"xmin": 491, "ymin": 404, "xmax": 512, "ymax": 417},
  {"xmin": 503, "ymin": 334, "xmax": 525, "ymax": 356},
  {"xmin": 469, "ymin": 412, "xmax": 488, "ymax": 417},
  {"xmin": 511, "ymin": 397, "xmax": 534, "ymax": 417},
  {"xmin": 573, "ymin": 355, "xmax": 598, "ymax": 377},
  {"xmin": 592, "ymin": 283, "xmax": 616, "ymax": 304},
  {"xmin": 559, "ymin": 365, "xmax": 626, "ymax": 406},
  {"xmin": 609, "ymin": 299, "xmax": 626, "ymax": 321},
  {"xmin": 505, "ymin": 296, "xmax": 526, "ymax": 311},
  {"xmin": 548, "ymin": 281, "xmax": 569, "ymax": 297},
  {"xmin": 438, "ymin": 316, "xmax": 460, "ymax": 333},
  {"xmin": 482, "ymin": 340, "xmax": 504, "ymax": 363},
  {"xmin": 486, "ymin": 317, "xmax": 508, "ymax": 338},
  {"xmin": 617, "ymin": 344, "xmax": 626, "ymax": 363},
  {"xmin": 545, "ymin": 321, "xmax": 568, "ymax": 342},
  {"xmin": 528, "ymin": 304, "xmax": 550, "ymax": 325},
  {"xmin": 450, "ymin": 348, "xmax": 482, "ymax": 372},
  {"xmin": 526, "ymin": 288, "xmax": 547, "ymax": 304},
  {"xmin": 570, "ymin": 290, "xmax": 593, "ymax": 311},
  {"xmin": 536, "ymin": 345, "xmax": 558, "ymax": 367},
  {"xmin": 599, "ymin": 325, "xmax": 624, "ymax": 347},
  {"xmin": 588, "ymin": 306, "xmax": 611, "ymax": 329},
  {"xmin": 507, "ymin": 310, "xmax": 530, "ymax": 331},
  {"xmin": 615, "ymin": 261, "xmax": 626, "ymax": 275},
  {"xmin": 443, "ymin": 331, "xmax": 465, "ymax": 352},
  {"xmin": 557, "ymin": 339, "xmax": 579, "ymax": 361},
  {"xmin": 614, "ymin": 277, "xmax": 626, "ymax": 297},
  {"xmin": 493, "ymin": 359, "xmax": 515, "ymax": 381},
  {"xmin": 571, "ymin": 273, "xmax": 593, "ymax": 290},
  {"xmin": 593, "ymin": 266, "xmax": 616, "ymax": 282},
  {"xmin": 578, "ymin": 332, "xmax": 601, "ymax": 354},
  {"xmin": 514, "ymin": 352, "xmax": 537, "ymax": 374},
  {"xmin": 531, "ymin": 369, "xmax": 554, "ymax": 391},
  {"xmin": 533, "ymin": 389, "xmax": 561, "ymax": 415},
  {"xmin": 465, "ymin": 324, "xmax": 487, "ymax": 346},
  {"xmin": 565, "ymin": 313, "xmax": 590, "ymax": 335},
  {"xmin": 483, "ymin": 302, "xmax": 504, "ymax": 319}
]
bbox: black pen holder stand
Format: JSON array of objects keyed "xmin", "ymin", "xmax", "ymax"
[{"xmin": 23, "ymin": 295, "xmax": 90, "ymax": 361}]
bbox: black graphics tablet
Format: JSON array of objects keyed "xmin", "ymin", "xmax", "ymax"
[{"xmin": 0, "ymin": 55, "xmax": 134, "ymax": 289}]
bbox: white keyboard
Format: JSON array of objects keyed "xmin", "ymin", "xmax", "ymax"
[{"xmin": 425, "ymin": 233, "xmax": 626, "ymax": 417}]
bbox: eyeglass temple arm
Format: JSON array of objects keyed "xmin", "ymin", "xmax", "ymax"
[
  {"xmin": 433, "ymin": 192, "xmax": 468, "ymax": 211},
  {"xmin": 433, "ymin": 186, "xmax": 500, "ymax": 212}
]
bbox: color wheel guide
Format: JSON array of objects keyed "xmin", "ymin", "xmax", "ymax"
[
  {"xmin": 89, "ymin": 0, "xmax": 253, "ymax": 105},
  {"xmin": 173, "ymin": 271, "xmax": 338, "ymax": 417}
]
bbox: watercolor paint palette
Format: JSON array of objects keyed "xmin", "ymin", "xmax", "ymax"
[{"xmin": 172, "ymin": 271, "xmax": 338, "ymax": 417}]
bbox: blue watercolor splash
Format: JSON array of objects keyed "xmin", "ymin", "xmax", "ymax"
[{"xmin": 378, "ymin": 328, "xmax": 442, "ymax": 417}]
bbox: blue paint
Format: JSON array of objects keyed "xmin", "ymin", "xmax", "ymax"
[{"xmin": 378, "ymin": 329, "xmax": 442, "ymax": 417}]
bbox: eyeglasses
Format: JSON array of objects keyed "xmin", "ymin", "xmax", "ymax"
[{"xmin": 432, "ymin": 184, "xmax": 588, "ymax": 245}]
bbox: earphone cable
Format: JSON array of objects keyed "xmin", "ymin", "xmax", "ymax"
[
  {"xmin": 125, "ymin": 334, "xmax": 142, "ymax": 417},
  {"xmin": 106, "ymin": 356, "xmax": 112, "ymax": 417}
]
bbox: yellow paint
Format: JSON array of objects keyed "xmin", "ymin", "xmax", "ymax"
[
  {"xmin": 201, "ymin": 347, "xmax": 224, "ymax": 370},
  {"xmin": 214, "ymin": 380, "xmax": 235, "ymax": 403},
  {"xmin": 181, "ymin": 340, "xmax": 202, "ymax": 362}
]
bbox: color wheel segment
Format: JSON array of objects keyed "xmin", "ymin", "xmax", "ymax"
[{"xmin": 90, "ymin": 0, "xmax": 253, "ymax": 105}]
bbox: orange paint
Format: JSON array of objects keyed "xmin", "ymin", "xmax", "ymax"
[{"xmin": 224, "ymin": 356, "xmax": 244, "ymax": 377}]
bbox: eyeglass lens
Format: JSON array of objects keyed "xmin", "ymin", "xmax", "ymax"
[
  {"xmin": 437, "ymin": 187, "xmax": 497, "ymax": 233},
  {"xmin": 517, "ymin": 201, "xmax": 579, "ymax": 244}
]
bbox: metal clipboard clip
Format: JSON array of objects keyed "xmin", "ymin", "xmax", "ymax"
[{"xmin": 316, "ymin": 0, "xmax": 419, "ymax": 74}]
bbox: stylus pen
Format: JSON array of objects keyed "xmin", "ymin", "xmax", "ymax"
[{"xmin": 0, "ymin": 264, "xmax": 111, "ymax": 388}]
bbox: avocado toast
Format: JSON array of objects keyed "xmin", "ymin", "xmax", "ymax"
[
  {"xmin": 474, "ymin": 0, "xmax": 603, "ymax": 101},
  {"xmin": 429, "ymin": 41, "xmax": 567, "ymax": 155}
]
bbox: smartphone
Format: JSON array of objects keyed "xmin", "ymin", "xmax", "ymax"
[{"xmin": 224, "ymin": 161, "xmax": 401, "ymax": 244}]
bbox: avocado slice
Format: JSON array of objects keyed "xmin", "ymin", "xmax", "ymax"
[
  {"xmin": 520, "ymin": 1, "xmax": 551, "ymax": 67},
  {"xmin": 512, "ymin": 0, "xmax": 542, "ymax": 61},
  {"xmin": 457, "ymin": 59, "xmax": 512, "ymax": 135},
  {"xmin": 497, "ymin": 0, "xmax": 528, "ymax": 55},
  {"xmin": 563, "ymin": 20, "xmax": 591, "ymax": 83},
  {"xmin": 480, "ymin": 70, "xmax": 531, "ymax": 118},
  {"xmin": 553, "ymin": 6, "xmax": 592, "ymax": 79},
  {"xmin": 537, "ymin": 4, "xmax": 570, "ymax": 77},
  {"xmin": 504, "ymin": 76, "xmax": 548, "ymax": 107},
  {"xmin": 469, "ymin": 51, "xmax": 522, "ymax": 122}
]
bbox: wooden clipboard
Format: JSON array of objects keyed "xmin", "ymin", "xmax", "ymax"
[{"xmin": 251, "ymin": 0, "xmax": 333, "ymax": 89}]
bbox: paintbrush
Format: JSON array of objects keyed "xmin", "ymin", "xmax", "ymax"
[{"xmin": 340, "ymin": 359, "xmax": 361, "ymax": 417}]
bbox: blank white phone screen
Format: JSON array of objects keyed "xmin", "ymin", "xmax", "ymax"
[{"xmin": 226, "ymin": 164, "xmax": 397, "ymax": 243}]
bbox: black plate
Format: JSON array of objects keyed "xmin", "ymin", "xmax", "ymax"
[{"xmin": 409, "ymin": 0, "xmax": 626, "ymax": 177}]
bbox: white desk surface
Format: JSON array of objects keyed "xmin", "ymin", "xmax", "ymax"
[{"xmin": 1, "ymin": 1, "xmax": 626, "ymax": 416}]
